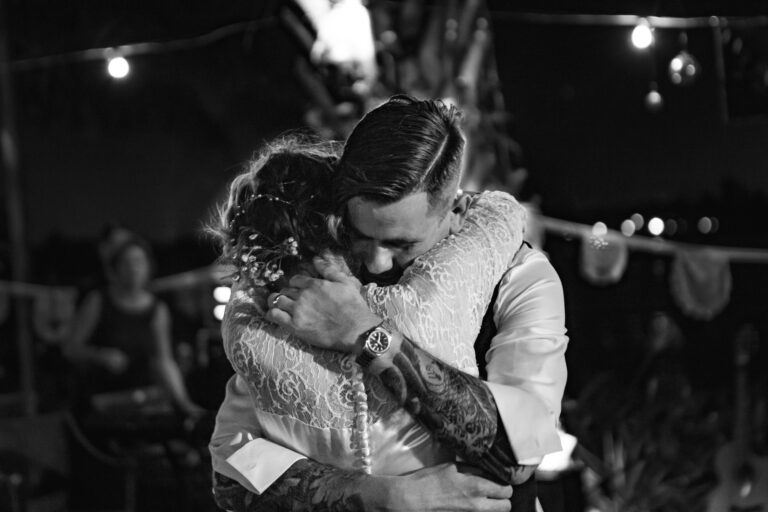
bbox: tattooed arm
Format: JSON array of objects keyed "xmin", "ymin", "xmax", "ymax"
[
  {"xmin": 209, "ymin": 368, "xmax": 515, "ymax": 512},
  {"xmin": 372, "ymin": 331, "xmax": 536, "ymax": 486},
  {"xmin": 212, "ymin": 457, "xmax": 514, "ymax": 512},
  {"xmin": 212, "ymin": 460, "xmax": 373, "ymax": 512}
]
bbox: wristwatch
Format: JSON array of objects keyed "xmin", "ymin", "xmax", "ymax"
[{"xmin": 355, "ymin": 322, "xmax": 392, "ymax": 368}]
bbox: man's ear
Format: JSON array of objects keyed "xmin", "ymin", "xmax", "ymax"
[{"xmin": 448, "ymin": 192, "xmax": 471, "ymax": 235}]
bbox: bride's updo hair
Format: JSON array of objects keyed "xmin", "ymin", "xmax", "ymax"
[{"xmin": 210, "ymin": 135, "xmax": 344, "ymax": 291}]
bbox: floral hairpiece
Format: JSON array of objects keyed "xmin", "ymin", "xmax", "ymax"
[
  {"xmin": 228, "ymin": 192, "xmax": 300, "ymax": 287},
  {"xmin": 231, "ymin": 234, "xmax": 299, "ymax": 286}
]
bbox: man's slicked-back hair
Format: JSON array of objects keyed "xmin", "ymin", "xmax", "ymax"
[{"xmin": 336, "ymin": 95, "xmax": 465, "ymax": 214}]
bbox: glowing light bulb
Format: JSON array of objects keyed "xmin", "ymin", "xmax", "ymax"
[
  {"xmin": 107, "ymin": 56, "xmax": 130, "ymax": 79},
  {"xmin": 213, "ymin": 304, "xmax": 226, "ymax": 321},
  {"xmin": 648, "ymin": 217, "xmax": 665, "ymax": 236},
  {"xmin": 645, "ymin": 84, "xmax": 664, "ymax": 112},
  {"xmin": 621, "ymin": 219, "xmax": 636, "ymax": 236},
  {"xmin": 631, "ymin": 21, "xmax": 654, "ymax": 49},
  {"xmin": 630, "ymin": 213, "xmax": 645, "ymax": 230},
  {"xmin": 213, "ymin": 286, "xmax": 231, "ymax": 304},
  {"xmin": 592, "ymin": 222, "xmax": 608, "ymax": 237}
]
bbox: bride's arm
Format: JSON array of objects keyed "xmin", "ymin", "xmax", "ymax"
[{"xmin": 363, "ymin": 191, "xmax": 526, "ymax": 358}]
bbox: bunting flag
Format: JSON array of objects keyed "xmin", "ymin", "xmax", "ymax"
[
  {"xmin": 669, "ymin": 250, "xmax": 732, "ymax": 321},
  {"xmin": 579, "ymin": 234, "xmax": 629, "ymax": 286}
]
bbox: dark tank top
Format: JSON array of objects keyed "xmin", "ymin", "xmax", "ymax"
[{"xmin": 89, "ymin": 291, "xmax": 159, "ymax": 392}]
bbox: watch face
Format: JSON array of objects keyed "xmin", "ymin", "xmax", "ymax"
[{"xmin": 367, "ymin": 329, "xmax": 390, "ymax": 354}]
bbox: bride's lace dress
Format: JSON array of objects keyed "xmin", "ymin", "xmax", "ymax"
[{"xmin": 223, "ymin": 191, "xmax": 526, "ymax": 474}]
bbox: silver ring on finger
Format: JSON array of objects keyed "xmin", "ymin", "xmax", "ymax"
[{"xmin": 271, "ymin": 294, "xmax": 284, "ymax": 309}]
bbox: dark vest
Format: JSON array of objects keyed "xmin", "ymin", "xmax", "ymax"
[
  {"xmin": 473, "ymin": 243, "xmax": 537, "ymax": 512},
  {"xmin": 474, "ymin": 280, "xmax": 501, "ymax": 380}
]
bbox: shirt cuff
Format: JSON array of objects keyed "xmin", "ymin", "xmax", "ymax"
[
  {"xmin": 485, "ymin": 381, "xmax": 562, "ymax": 461},
  {"xmin": 226, "ymin": 438, "xmax": 307, "ymax": 494}
]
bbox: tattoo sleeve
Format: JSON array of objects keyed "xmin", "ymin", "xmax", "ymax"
[
  {"xmin": 378, "ymin": 338, "xmax": 529, "ymax": 485},
  {"xmin": 212, "ymin": 460, "xmax": 375, "ymax": 512}
]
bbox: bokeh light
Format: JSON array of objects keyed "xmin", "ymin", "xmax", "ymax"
[
  {"xmin": 648, "ymin": 217, "xmax": 665, "ymax": 236},
  {"xmin": 592, "ymin": 221, "xmax": 608, "ymax": 237},
  {"xmin": 107, "ymin": 56, "xmax": 130, "ymax": 79},
  {"xmin": 213, "ymin": 286, "xmax": 231, "ymax": 304},
  {"xmin": 621, "ymin": 219, "xmax": 636, "ymax": 236},
  {"xmin": 644, "ymin": 87, "xmax": 663, "ymax": 112},
  {"xmin": 631, "ymin": 21, "xmax": 654, "ymax": 49},
  {"xmin": 698, "ymin": 216, "xmax": 713, "ymax": 234}
]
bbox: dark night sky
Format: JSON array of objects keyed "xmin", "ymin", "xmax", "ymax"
[{"xmin": 4, "ymin": 0, "xmax": 768, "ymax": 256}]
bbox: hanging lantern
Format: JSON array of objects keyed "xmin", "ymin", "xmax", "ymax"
[{"xmin": 668, "ymin": 50, "xmax": 700, "ymax": 86}]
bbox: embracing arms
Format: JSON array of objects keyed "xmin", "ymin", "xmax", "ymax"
[
  {"xmin": 266, "ymin": 257, "xmax": 541, "ymax": 485},
  {"xmin": 210, "ymin": 254, "xmax": 566, "ymax": 510},
  {"xmin": 210, "ymin": 374, "xmax": 514, "ymax": 512}
]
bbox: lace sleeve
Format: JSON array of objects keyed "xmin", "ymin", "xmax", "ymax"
[
  {"xmin": 363, "ymin": 191, "xmax": 526, "ymax": 372},
  {"xmin": 221, "ymin": 282, "xmax": 369, "ymax": 428}
]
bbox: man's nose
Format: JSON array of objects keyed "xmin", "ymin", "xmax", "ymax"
[{"xmin": 363, "ymin": 246, "xmax": 395, "ymax": 274}]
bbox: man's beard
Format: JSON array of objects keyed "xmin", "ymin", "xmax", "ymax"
[
  {"xmin": 357, "ymin": 264, "xmax": 403, "ymax": 287},
  {"xmin": 344, "ymin": 252, "xmax": 404, "ymax": 286}
]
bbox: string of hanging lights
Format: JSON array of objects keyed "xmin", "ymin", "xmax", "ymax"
[{"xmin": 9, "ymin": 9, "xmax": 766, "ymax": 115}]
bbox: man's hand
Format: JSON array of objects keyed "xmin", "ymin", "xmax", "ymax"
[
  {"xmin": 383, "ymin": 463, "xmax": 513, "ymax": 512},
  {"xmin": 265, "ymin": 254, "xmax": 380, "ymax": 352}
]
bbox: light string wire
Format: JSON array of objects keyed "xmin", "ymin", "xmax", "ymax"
[
  {"xmin": 7, "ymin": 12, "xmax": 768, "ymax": 73},
  {"xmin": 489, "ymin": 12, "xmax": 768, "ymax": 29},
  {"xmin": 8, "ymin": 17, "xmax": 278, "ymax": 72},
  {"xmin": 540, "ymin": 216, "xmax": 768, "ymax": 263}
]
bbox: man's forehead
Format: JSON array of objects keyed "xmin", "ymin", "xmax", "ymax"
[{"xmin": 346, "ymin": 193, "xmax": 434, "ymax": 239}]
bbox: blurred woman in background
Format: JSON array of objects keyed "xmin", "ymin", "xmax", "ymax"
[{"xmin": 65, "ymin": 234, "xmax": 203, "ymax": 418}]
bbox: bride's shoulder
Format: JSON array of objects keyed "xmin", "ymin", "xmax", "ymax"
[{"xmin": 466, "ymin": 190, "xmax": 526, "ymax": 221}]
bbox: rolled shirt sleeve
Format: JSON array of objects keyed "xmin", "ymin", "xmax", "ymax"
[
  {"xmin": 209, "ymin": 374, "xmax": 306, "ymax": 494},
  {"xmin": 484, "ymin": 248, "xmax": 569, "ymax": 463}
]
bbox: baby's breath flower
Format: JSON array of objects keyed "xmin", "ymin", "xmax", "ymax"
[{"xmin": 229, "ymin": 229, "xmax": 301, "ymax": 288}]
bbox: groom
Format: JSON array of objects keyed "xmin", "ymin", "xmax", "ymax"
[{"xmin": 210, "ymin": 95, "xmax": 568, "ymax": 511}]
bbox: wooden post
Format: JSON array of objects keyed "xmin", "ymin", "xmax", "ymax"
[{"xmin": 0, "ymin": 0, "xmax": 36, "ymax": 416}]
